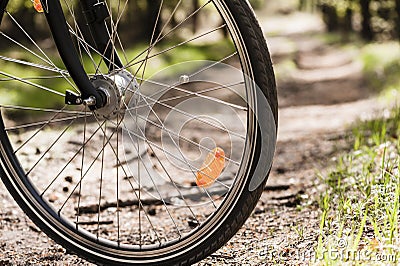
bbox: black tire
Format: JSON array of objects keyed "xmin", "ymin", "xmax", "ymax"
[{"xmin": 0, "ymin": 0, "xmax": 277, "ymax": 265}]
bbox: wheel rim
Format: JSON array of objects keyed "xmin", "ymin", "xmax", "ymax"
[{"xmin": 0, "ymin": 0, "xmax": 259, "ymax": 260}]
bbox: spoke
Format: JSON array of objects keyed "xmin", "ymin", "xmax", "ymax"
[
  {"xmin": 135, "ymin": 0, "xmax": 165, "ymax": 245},
  {"xmin": 6, "ymin": 12, "xmax": 58, "ymax": 67},
  {"xmin": 97, "ymin": 121, "xmax": 107, "ymax": 240},
  {"xmin": 58, "ymin": 120, "xmax": 120, "ymax": 214},
  {"xmin": 189, "ymin": 52, "xmax": 238, "ymax": 78},
  {"xmin": 51, "ymin": 113, "xmax": 163, "ymax": 245},
  {"xmin": 14, "ymin": 105, "xmax": 71, "ymax": 153},
  {"xmin": 137, "ymin": 0, "xmax": 164, "ymax": 87},
  {"xmin": 127, "ymin": 91, "xmax": 206, "ymax": 217},
  {"xmin": 123, "ymin": 120, "xmax": 182, "ymax": 238},
  {"xmin": 0, "ymin": 71, "xmax": 65, "ymax": 97},
  {"xmin": 138, "ymin": 78, "xmax": 246, "ymax": 111},
  {"xmin": 116, "ymin": 116, "xmax": 121, "ymax": 245},
  {"xmin": 0, "ymin": 55, "xmax": 69, "ymax": 75},
  {"xmin": 66, "ymin": 25, "xmax": 128, "ymax": 74},
  {"xmin": 5, "ymin": 114, "xmax": 93, "ymax": 131},
  {"xmin": 66, "ymin": 23, "xmax": 99, "ymax": 72},
  {"xmin": 0, "ymin": 104, "xmax": 85, "ymax": 115},
  {"xmin": 0, "ymin": 31, "xmax": 52, "ymax": 66},
  {"xmin": 126, "ymin": 92, "xmax": 221, "ymax": 205},
  {"xmin": 122, "ymin": 0, "xmax": 210, "ymax": 70},
  {"xmin": 110, "ymin": 2, "xmax": 131, "ymax": 66},
  {"xmin": 25, "ymin": 113, "xmax": 81, "ymax": 176},
  {"xmin": 137, "ymin": 135, "xmax": 199, "ymax": 223},
  {"xmin": 121, "ymin": 117, "xmax": 222, "ymax": 207},
  {"xmin": 118, "ymin": 118, "xmax": 228, "ymax": 204},
  {"xmin": 158, "ymin": 80, "xmax": 244, "ymax": 107},
  {"xmin": 5, "ymin": 12, "xmax": 79, "ymax": 92},
  {"xmin": 62, "ymin": 0, "xmax": 98, "ymax": 71},
  {"xmin": 66, "ymin": 26, "xmax": 109, "ymax": 72},
  {"xmin": 91, "ymin": 116, "xmax": 163, "ymax": 246},
  {"xmin": 134, "ymin": 92, "xmax": 246, "ymax": 139},
  {"xmin": 135, "ymin": 95, "xmax": 142, "ymax": 247},
  {"xmin": 126, "ymin": 25, "xmax": 227, "ymax": 69},
  {"xmin": 76, "ymin": 108, "xmax": 88, "ymax": 228},
  {"xmin": 128, "ymin": 53, "xmax": 241, "ymax": 114},
  {"xmin": 123, "ymin": 172, "xmax": 163, "ymax": 246},
  {"xmin": 124, "ymin": 171, "xmax": 164, "ymax": 246},
  {"xmin": 112, "ymin": 118, "xmax": 228, "ymax": 188},
  {"xmin": 0, "ymin": 75, "xmax": 72, "ymax": 81},
  {"xmin": 132, "ymin": 79, "xmax": 245, "ymax": 111},
  {"xmin": 153, "ymin": 0, "xmax": 183, "ymax": 44},
  {"xmin": 135, "ymin": 113, "xmax": 240, "ymax": 166},
  {"xmin": 104, "ymin": 0, "xmax": 129, "ymax": 71},
  {"xmin": 40, "ymin": 120, "xmax": 106, "ymax": 197},
  {"xmin": 63, "ymin": 0, "xmax": 126, "ymax": 74},
  {"xmin": 92, "ymin": 115, "xmax": 183, "ymax": 240},
  {"xmin": 84, "ymin": 0, "xmax": 129, "ymax": 74}
]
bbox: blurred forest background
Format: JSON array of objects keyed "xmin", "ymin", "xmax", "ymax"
[
  {"xmin": 4, "ymin": 0, "xmax": 400, "ymax": 42},
  {"xmin": 0, "ymin": 0, "xmax": 399, "ymax": 121},
  {"xmin": 1, "ymin": 1, "xmax": 400, "ymax": 264},
  {"xmin": 300, "ymin": 0, "xmax": 400, "ymax": 41}
]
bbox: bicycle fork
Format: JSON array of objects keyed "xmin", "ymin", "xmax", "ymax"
[{"xmin": 0, "ymin": 0, "xmax": 123, "ymax": 109}]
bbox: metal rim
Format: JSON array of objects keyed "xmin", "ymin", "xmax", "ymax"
[{"xmin": 0, "ymin": 0, "xmax": 259, "ymax": 262}]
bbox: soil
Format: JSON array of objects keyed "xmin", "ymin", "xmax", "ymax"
[{"xmin": 0, "ymin": 9, "xmax": 391, "ymax": 266}]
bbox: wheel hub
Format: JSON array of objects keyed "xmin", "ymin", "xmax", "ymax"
[{"xmin": 92, "ymin": 71, "xmax": 138, "ymax": 119}]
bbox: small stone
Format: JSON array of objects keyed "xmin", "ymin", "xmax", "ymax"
[
  {"xmin": 48, "ymin": 193, "xmax": 58, "ymax": 203},
  {"xmin": 254, "ymin": 207, "xmax": 265, "ymax": 214},
  {"xmin": 28, "ymin": 222, "xmax": 41, "ymax": 233},
  {"xmin": 148, "ymin": 208, "xmax": 156, "ymax": 216},
  {"xmin": 187, "ymin": 219, "xmax": 200, "ymax": 228},
  {"xmin": 62, "ymin": 187, "xmax": 69, "ymax": 193},
  {"xmin": 276, "ymin": 167, "xmax": 286, "ymax": 174},
  {"xmin": 35, "ymin": 148, "xmax": 41, "ymax": 155},
  {"xmin": 64, "ymin": 176, "xmax": 73, "ymax": 183}
]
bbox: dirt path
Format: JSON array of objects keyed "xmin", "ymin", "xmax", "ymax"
[
  {"xmin": 0, "ymin": 9, "xmax": 391, "ymax": 266},
  {"xmin": 196, "ymin": 10, "xmax": 392, "ymax": 266}
]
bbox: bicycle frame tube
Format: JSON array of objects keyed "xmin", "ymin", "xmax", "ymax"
[{"xmin": 79, "ymin": 0, "xmax": 123, "ymax": 70}]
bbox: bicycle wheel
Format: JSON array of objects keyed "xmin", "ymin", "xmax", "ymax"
[{"xmin": 0, "ymin": 0, "xmax": 277, "ymax": 265}]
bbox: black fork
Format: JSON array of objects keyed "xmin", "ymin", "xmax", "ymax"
[{"xmin": 0, "ymin": 0, "xmax": 123, "ymax": 109}]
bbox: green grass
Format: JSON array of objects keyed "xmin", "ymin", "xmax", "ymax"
[
  {"xmin": 0, "ymin": 49, "xmax": 66, "ymax": 113},
  {"xmin": 317, "ymin": 108, "xmax": 400, "ymax": 264},
  {"xmin": 360, "ymin": 42, "xmax": 400, "ymax": 95}
]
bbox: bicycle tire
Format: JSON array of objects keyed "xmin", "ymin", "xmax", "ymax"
[{"xmin": 0, "ymin": 0, "xmax": 277, "ymax": 265}]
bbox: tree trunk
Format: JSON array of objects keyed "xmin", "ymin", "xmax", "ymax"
[
  {"xmin": 320, "ymin": 3, "xmax": 339, "ymax": 32},
  {"xmin": 146, "ymin": 0, "xmax": 162, "ymax": 41},
  {"xmin": 341, "ymin": 7, "xmax": 353, "ymax": 41},
  {"xmin": 344, "ymin": 8, "xmax": 353, "ymax": 32},
  {"xmin": 192, "ymin": 0, "xmax": 199, "ymax": 34},
  {"xmin": 360, "ymin": 0, "xmax": 373, "ymax": 41},
  {"xmin": 396, "ymin": 0, "xmax": 400, "ymax": 41},
  {"xmin": 299, "ymin": 0, "xmax": 306, "ymax": 11}
]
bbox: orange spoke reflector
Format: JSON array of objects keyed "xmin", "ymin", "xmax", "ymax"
[
  {"xmin": 32, "ymin": 0, "xmax": 44, "ymax": 13},
  {"xmin": 196, "ymin": 147, "xmax": 225, "ymax": 188}
]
